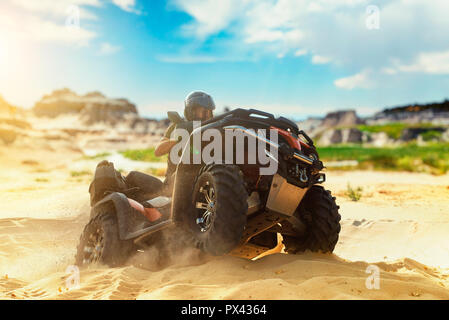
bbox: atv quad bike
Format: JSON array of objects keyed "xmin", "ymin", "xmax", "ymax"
[{"xmin": 75, "ymin": 108, "xmax": 341, "ymax": 267}]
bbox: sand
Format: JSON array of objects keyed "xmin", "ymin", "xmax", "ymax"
[{"xmin": 0, "ymin": 145, "xmax": 448, "ymax": 300}]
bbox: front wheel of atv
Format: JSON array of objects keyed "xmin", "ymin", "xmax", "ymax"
[
  {"xmin": 188, "ymin": 164, "xmax": 248, "ymax": 256},
  {"xmin": 75, "ymin": 213, "xmax": 135, "ymax": 267},
  {"xmin": 282, "ymin": 185, "xmax": 341, "ymax": 254}
]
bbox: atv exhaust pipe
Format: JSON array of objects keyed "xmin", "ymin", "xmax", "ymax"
[{"xmin": 293, "ymin": 152, "xmax": 313, "ymax": 165}]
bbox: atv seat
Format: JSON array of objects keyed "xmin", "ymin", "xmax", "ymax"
[{"xmin": 125, "ymin": 171, "xmax": 164, "ymax": 199}]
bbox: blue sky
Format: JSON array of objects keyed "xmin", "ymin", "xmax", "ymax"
[{"xmin": 1, "ymin": 0, "xmax": 449, "ymax": 119}]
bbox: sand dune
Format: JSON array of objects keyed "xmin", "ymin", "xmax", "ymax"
[
  {"xmin": 0, "ymin": 146, "xmax": 448, "ymax": 300},
  {"xmin": 0, "ymin": 218, "xmax": 449, "ymax": 299},
  {"xmin": 0, "ymin": 215, "xmax": 447, "ymax": 300}
]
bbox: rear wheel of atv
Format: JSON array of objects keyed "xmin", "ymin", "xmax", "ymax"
[
  {"xmin": 282, "ymin": 186, "xmax": 341, "ymax": 254},
  {"xmin": 75, "ymin": 213, "xmax": 134, "ymax": 267},
  {"xmin": 188, "ymin": 164, "xmax": 248, "ymax": 256}
]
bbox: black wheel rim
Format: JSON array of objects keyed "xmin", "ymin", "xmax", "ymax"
[
  {"xmin": 82, "ymin": 223, "xmax": 105, "ymax": 265},
  {"xmin": 194, "ymin": 180, "xmax": 216, "ymax": 233}
]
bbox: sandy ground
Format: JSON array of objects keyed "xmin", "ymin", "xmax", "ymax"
[{"xmin": 0, "ymin": 145, "xmax": 448, "ymax": 300}]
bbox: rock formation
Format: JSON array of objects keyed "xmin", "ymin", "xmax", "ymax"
[
  {"xmin": 31, "ymin": 88, "xmax": 170, "ymax": 136},
  {"xmin": 318, "ymin": 128, "xmax": 364, "ymax": 146},
  {"xmin": 298, "ymin": 110, "xmax": 363, "ymax": 141},
  {"xmin": 368, "ymin": 99, "xmax": 449, "ymax": 125},
  {"xmin": 0, "ymin": 95, "xmax": 22, "ymax": 115},
  {"xmin": 321, "ymin": 110, "xmax": 362, "ymax": 128},
  {"xmin": 400, "ymin": 127, "xmax": 446, "ymax": 141},
  {"xmin": 33, "ymin": 88, "xmax": 138, "ymax": 120}
]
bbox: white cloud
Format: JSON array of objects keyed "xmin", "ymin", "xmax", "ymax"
[
  {"xmin": 245, "ymin": 29, "xmax": 287, "ymax": 44},
  {"xmin": 312, "ymin": 55, "xmax": 331, "ymax": 64},
  {"xmin": 294, "ymin": 49, "xmax": 308, "ymax": 57},
  {"xmin": 157, "ymin": 55, "xmax": 222, "ymax": 64},
  {"xmin": 381, "ymin": 67, "xmax": 397, "ymax": 75},
  {"xmin": 111, "ymin": 0, "xmax": 140, "ymax": 14},
  {"xmin": 396, "ymin": 50, "xmax": 449, "ymax": 75},
  {"xmin": 8, "ymin": 0, "xmax": 101, "ymax": 18},
  {"xmin": 172, "ymin": 0, "xmax": 449, "ymax": 84},
  {"xmin": 35, "ymin": 20, "xmax": 96, "ymax": 46},
  {"xmin": 277, "ymin": 52, "xmax": 285, "ymax": 59},
  {"xmin": 0, "ymin": 0, "xmax": 141, "ymax": 49},
  {"xmin": 334, "ymin": 69, "xmax": 373, "ymax": 90},
  {"xmin": 172, "ymin": 0, "xmax": 246, "ymax": 38},
  {"xmin": 0, "ymin": 0, "xmax": 99, "ymax": 46},
  {"xmin": 98, "ymin": 42, "xmax": 121, "ymax": 55}
]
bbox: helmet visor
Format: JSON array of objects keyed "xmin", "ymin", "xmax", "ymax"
[{"xmin": 192, "ymin": 107, "xmax": 213, "ymax": 121}]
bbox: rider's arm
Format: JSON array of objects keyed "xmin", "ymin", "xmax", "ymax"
[
  {"xmin": 154, "ymin": 123, "xmax": 177, "ymax": 157},
  {"xmin": 154, "ymin": 137, "xmax": 177, "ymax": 157}
]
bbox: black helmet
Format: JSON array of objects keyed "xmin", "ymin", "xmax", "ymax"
[{"xmin": 184, "ymin": 91, "xmax": 215, "ymax": 121}]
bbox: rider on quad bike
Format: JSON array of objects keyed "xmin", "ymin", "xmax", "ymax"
[
  {"xmin": 152, "ymin": 91, "xmax": 216, "ymax": 196},
  {"xmin": 76, "ymin": 97, "xmax": 341, "ymax": 267},
  {"xmin": 114, "ymin": 91, "xmax": 216, "ymax": 206}
]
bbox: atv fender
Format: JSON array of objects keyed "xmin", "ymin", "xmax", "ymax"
[{"xmin": 90, "ymin": 192, "xmax": 148, "ymax": 241}]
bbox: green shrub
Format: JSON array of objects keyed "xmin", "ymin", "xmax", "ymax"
[
  {"xmin": 120, "ymin": 148, "xmax": 167, "ymax": 162},
  {"xmin": 420, "ymin": 130, "xmax": 442, "ymax": 141},
  {"xmin": 356, "ymin": 122, "xmax": 441, "ymax": 140},
  {"xmin": 70, "ymin": 170, "xmax": 92, "ymax": 177},
  {"xmin": 357, "ymin": 123, "xmax": 407, "ymax": 139},
  {"xmin": 82, "ymin": 152, "xmax": 111, "ymax": 160},
  {"xmin": 345, "ymin": 183, "xmax": 363, "ymax": 201},
  {"xmin": 317, "ymin": 143, "xmax": 449, "ymax": 174}
]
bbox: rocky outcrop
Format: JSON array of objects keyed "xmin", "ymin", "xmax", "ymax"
[
  {"xmin": 33, "ymin": 88, "xmax": 138, "ymax": 121},
  {"xmin": 0, "ymin": 118, "xmax": 31, "ymax": 130},
  {"xmin": 298, "ymin": 110, "xmax": 363, "ymax": 139},
  {"xmin": 442, "ymin": 129, "xmax": 449, "ymax": 142},
  {"xmin": 0, "ymin": 128, "xmax": 17, "ymax": 144},
  {"xmin": 321, "ymin": 110, "xmax": 363, "ymax": 128},
  {"xmin": 318, "ymin": 129, "xmax": 342, "ymax": 146},
  {"xmin": 0, "ymin": 95, "xmax": 23, "ymax": 115},
  {"xmin": 357, "ymin": 131, "xmax": 396, "ymax": 147},
  {"xmin": 0, "ymin": 96, "xmax": 29, "ymax": 145},
  {"xmin": 318, "ymin": 128, "xmax": 363, "ymax": 146},
  {"xmin": 367, "ymin": 132, "xmax": 392, "ymax": 147},
  {"xmin": 400, "ymin": 127, "xmax": 446, "ymax": 141},
  {"xmin": 0, "ymin": 95, "xmax": 11, "ymax": 114},
  {"xmin": 342, "ymin": 128, "xmax": 363, "ymax": 144},
  {"xmin": 300, "ymin": 109, "xmax": 363, "ymax": 145},
  {"xmin": 302, "ymin": 103, "xmax": 449, "ymax": 146},
  {"xmin": 30, "ymin": 88, "xmax": 172, "ymax": 136},
  {"xmin": 368, "ymin": 99, "xmax": 449, "ymax": 125},
  {"xmin": 296, "ymin": 117, "xmax": 322, "ymax": 133}
]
